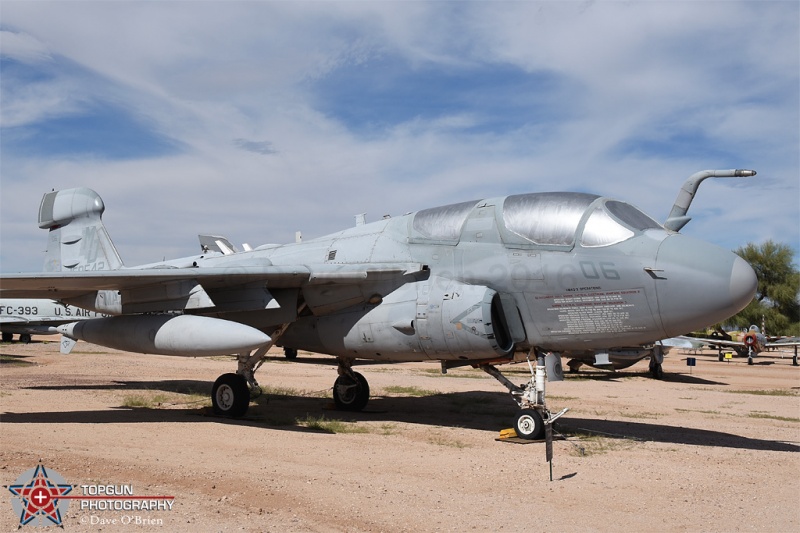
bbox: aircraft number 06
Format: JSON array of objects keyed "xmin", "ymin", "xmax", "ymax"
[{"xmin": 579, "ymin": 261, "xmax": 620, "ymax": 280}]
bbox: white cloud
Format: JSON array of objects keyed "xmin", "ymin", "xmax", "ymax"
[
  {"xmin": 1, "ymin": 1, "xmax": 797, "ymax": 272},
  {"xmin": 0, "ymin": 29, "xmax": 51, "ymax": 63}
]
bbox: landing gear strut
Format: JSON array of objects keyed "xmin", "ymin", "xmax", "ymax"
[
  {"xmin": 210, "ymin": 345, "xmax": 270, "ymax": 417},
  {"xmin": 481, "ymin": 352, "xmax": 568, "ymax": 440},
  {"xmin": 211, "ymin": 304, "xmax": 306, "ymax": 417}
]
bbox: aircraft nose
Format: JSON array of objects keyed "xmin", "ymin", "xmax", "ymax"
[{"xmin": 654, "ymin": 234, "xmax": 757, "ymax": 336}]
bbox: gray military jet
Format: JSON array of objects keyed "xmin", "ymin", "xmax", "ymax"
[
  {"xmin": 1, "ymin": 298, "xmax": 106, "ymax": 344},
  {"xmin": 0, "ymin": 169, "xmax": 757, "ymax": 439}
]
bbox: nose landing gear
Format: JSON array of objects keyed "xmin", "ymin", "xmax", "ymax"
[{"xmin": 481, "ymin": 352, "xmax": 569, "ymax": 440}]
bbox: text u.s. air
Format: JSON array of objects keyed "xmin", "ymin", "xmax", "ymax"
[{"xmin": 0, "ymin": 170, "xmax": 758, "ymax": 439}]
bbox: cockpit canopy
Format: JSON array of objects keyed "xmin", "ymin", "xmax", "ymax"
[
  {"xmin": 411, "ymin": 192, "xmax": 663, "ymax": 248},
  {"xmin": 503, "ymin": 192, "xmax": 596, "ymax": 246}
]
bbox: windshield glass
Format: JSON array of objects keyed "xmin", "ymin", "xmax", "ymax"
[
  {"xmin": 606, "ymin": 201, "xmax": 662, "ymax": 231},
  {"xmin": 581, "ymin": 207, "xmax": 634, "ymax": 247},
  {"xmin": 581, "ymin": 201, "xmax": 663, "ymax": 247}
]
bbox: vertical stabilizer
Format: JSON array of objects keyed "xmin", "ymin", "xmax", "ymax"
[{"xmin": 38, "ymin": 188, "xmax": 123, "ymax": 271}]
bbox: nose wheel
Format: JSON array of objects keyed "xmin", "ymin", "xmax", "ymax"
[{"xmin": 514, "ymin": 409, "xmax": 544, "ymax": 440}]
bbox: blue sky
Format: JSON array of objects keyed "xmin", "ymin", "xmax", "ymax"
[{"xmin": 1, "ymin": 1, "xmax": 798, "ymax": 272}]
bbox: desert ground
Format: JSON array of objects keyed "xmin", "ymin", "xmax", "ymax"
[{"xmin": 1, "ymin": 337, "xmax": 798, "ymax": 532}]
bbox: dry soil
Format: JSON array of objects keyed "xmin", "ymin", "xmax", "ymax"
[{"xmin": 1, "ymin": 338, "xmax": 798, "ymax": 532}]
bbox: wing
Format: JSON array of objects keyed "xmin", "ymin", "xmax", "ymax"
[
  {"xmin": 0, "ymin": 316, "xmax": 65, "ymax": 336},
  {"xmin": 766, "ymin": 340, "xmax": 800, "ymax": 348},
  {"xmin": 678, "ymin": 335, "xmax": 744, "ymax": 347},
  {"xmin": 0, "ymin": 316, "xmax": 29, "ymax": 324},
  {"xmin": 1, "ymin": 266, "xmax": 313, "ymax": 299},
  {"xmin": 659, "ymin": 337, "xmax": 700, "ymax": 349},
  {"xmin": 0, "ymin": 263, "xmax": 427, "ymax": 315},
  {"xmin": 0, "ymin": 316, "xmax": 69, "ymax": 325}
]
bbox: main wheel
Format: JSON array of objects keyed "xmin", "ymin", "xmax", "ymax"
[
  {"xmin": 284, "ymin": 348, "xmax": 298, "ymax": 360},
  {"xmin": 1, "ymin": 332, "xmax": 12, "ymax": 342},
  {"xmin": 19, "ymin": 334, "xmax": 31, "ymax": 344},
  {"xmin": 514, "ymin": 409, "xmax": 544, "ymax": 440},
  {"xmin": 212, "ymin": 373, "xmax": 250, "ymax": 417},
  {"xmin": 650, "ymin": 363, "xmax": 664, "ymax": 379},
  {"xmin": 333, "ymin": 372, "xmax": 369, "ymax": 411}
]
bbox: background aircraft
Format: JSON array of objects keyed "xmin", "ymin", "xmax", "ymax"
[
  {"xmin": 0, "ymin": 298, "xmax": 105, "ymax": 343},
  {"xmin": 0, "ymin": 169, "xmax": 757, "ymax": 439},
  {"xmin": 685, "ymin": 326, "xmax": 800, "ymax": 365}
]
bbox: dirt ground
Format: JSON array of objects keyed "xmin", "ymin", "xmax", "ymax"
[{"xmin": 1, "ymin": 337, "xmax": 798, "ymax": 532}]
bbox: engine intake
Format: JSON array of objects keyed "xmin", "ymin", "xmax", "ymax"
[{"xmin": 416, "ymin": 279, "xmax": 514, "ymax": 358}]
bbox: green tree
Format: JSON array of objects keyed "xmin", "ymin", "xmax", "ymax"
[{"xmin": 730, "ymin": 240, "xmax": 800, "ymax": 336}]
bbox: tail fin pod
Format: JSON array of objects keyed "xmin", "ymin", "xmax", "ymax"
[{"xmin": 39, "ymin": 188, "xmax": 123, "ymax": 271}]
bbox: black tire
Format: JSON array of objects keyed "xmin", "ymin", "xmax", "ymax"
[
  {"xmin": 1, "ymin": 332, "xmax": 12, "ymax": 342},
  {"xmin": 333, "ymin": 371, "xmax": 369, "ymax": 411},
  {"xmin": 211, "ymin": 373, "xmax": 250, "ymax": 417},
  {"xmin": 718, "ymin": 352, "xmax": 724, "ymax": 362},
  {"xmin": 515, "ymin": 409, "xmax": 544, "ymax": 440},
  {"xmin": 19, "ymin": 334, "xmax": 31, "ymax": 344},
  {"xmin": 650, "ymin": 363, "xmax": 664, "ymax": 380},
  {"xmin": 284, "ymin": 348, "xmax": 298, "ymax": 360}
]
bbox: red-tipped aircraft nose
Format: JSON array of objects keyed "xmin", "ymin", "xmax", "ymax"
[{"xmin": 654, "ymin": 235, "xmax": 757, "ymax": 337}]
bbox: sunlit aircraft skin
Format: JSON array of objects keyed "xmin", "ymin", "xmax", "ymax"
[
  {"xmin": 686, "ymin": 325, "xmax": 800, "ymax": 365},
  {"xmin": 0, "ymin": 170, "xmax": 758, "ymax": 439},
  {"xmin": 0, "ymin": 298, "xmax": 106, "ymax": 343}
]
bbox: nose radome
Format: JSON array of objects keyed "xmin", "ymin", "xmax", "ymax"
[
  {"xmin": 729, "ymin": 254, "xmax": 758, "ymax": 313},
  {"xmin": 655, "ymin": 235, "xmax": 757, "ymax": 337}
]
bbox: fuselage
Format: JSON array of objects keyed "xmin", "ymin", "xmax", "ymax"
[
  {"xmin": 0, "ymin": 298, "xmax": 108, "ymax": 333},
  {"xmin": 136, "ymin": 192, "xmax": 756, "ymax": 363},
  {"xmin": 0, "ymin": 298, "xmax": 107, "ymax": 337}
]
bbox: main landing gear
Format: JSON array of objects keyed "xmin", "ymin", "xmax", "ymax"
[
  {"xmin": 332, "ymin": 358, "xmax": 370, "ymax": 411},
  {"xmin": 480, "ymin": 352, "xmax": 568, "ymax": 440},
  {"xmin": 210, "ymin": 352, "xmax": 373, "ymax": 417},
  {"xmin": 210, "ymin": 304, "xmax": 307, "ymax": 417},
  {"xmin": 211, "ymin": 343, "xmax": 271, "ymax": 417},
  {"xmin": 211, "ymin": 373, "xmax": 250, "ymax": 417},
  {"xmin": 649, "ymin": 345, "xmax": 665, "ymax": 379},
  {"xmin": 1, "ymin": 333, "xmax": 31, "ymax": 344},
  {"xmin": 208, "ymin": 303, "xmax": 372, "ymax": 417}
]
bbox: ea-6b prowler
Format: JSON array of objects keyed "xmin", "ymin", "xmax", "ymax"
[{"xmin": 0, "ymin": 170, "xmax": 757, "ymax": 439}]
